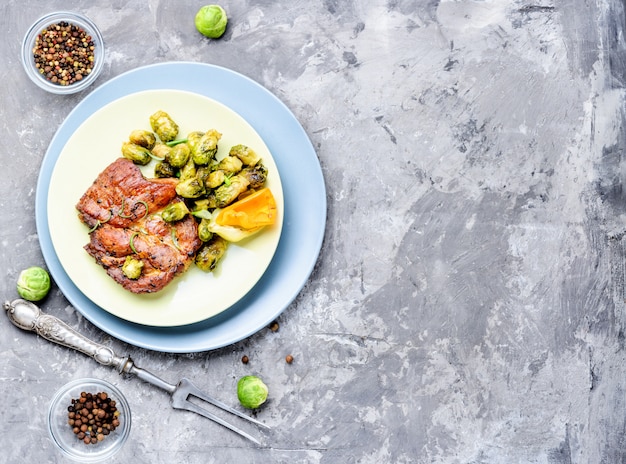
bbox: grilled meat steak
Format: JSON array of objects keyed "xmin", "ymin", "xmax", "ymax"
[
  {"xmin": 77, "ymin": 157, "xmax": 178, "ymax": 229},
  {"xmin": 76, "ymin": 158, "xmax": 202, "ymax": 293}
]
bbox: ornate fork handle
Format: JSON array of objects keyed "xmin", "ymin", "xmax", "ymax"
[
  {"xmin": 4, "ymin": 298, "xmax": 267, "ymax": 444},
  {"xmin": 4, "ymin": 298, "xmax": 131, "ymax": 372}
]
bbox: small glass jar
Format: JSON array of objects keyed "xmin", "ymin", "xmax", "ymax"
[
  {"xmin": 48, "ymin": 378, "xmax": 131, "ymax": 462},
  {"xmin": 21, "ymin": 11, "xmax": 105, "ymax": 94}
]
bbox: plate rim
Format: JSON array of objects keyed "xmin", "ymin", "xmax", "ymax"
[{"xmin": 35, "ymin": 61, "xmax": 326, "ymax": 353}]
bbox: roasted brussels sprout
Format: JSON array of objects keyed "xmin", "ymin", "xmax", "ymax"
[
  {"xmin": 179, "ymin": 158, "xmax": 197, "ymax": 182},
  {"xmin": 204, "ymin": 191, "xmax": 219, "ymax": 209},
  {"xmin": 150, "ymin": 110, "xmax": 179, "ymax": 142},
  {"xmin": 151, "ymin": 142, "xmax": 172, "ymax": 161},
  {"xmin": 195, "ymin": 236, "xmax": 228, "ymax": 271},
  {"xmin": 229, "ymin": 144, "xmax": 261, "ymax": 166},
  {"xmin": 214, "ymin": 175, "xmax": 250, "ymax": 207},
  {"xmin": 191, "ymin": 129, "xmax": 221, "ymax": 165},
  {"xmin": 217, "ymin": 155, "xmax": 243, "ymax": 175},
  {"xmin": 121, "ymin": 142, "xmax": 152, "ymax": 165},
  {"xmin": 206, "ymin": 170, "xmax": 226, "ymax": 189},
  {"xmin": 16, "ymin": 266, "xmax": 51, "ymax": 301},
  {"xmin": 192, "ymin": 194, "xmax": 219, "ymax": 211},
  {"xmin": 129, "ymin": 129, "xmax": 157, "ymax": 149},
  {"xmin": 201, "ymin": 129, "xmax": 221, "ymax": 152},
  {"xmin": 237, "ymin": 375, "xmax": 268, "ymax": 409},
  {"xmin": 122, "ymin": 256, "xmax": 143, "ymax": 280},
  {"xmin": 186, "ymin": 131, "xmax": 204, "ymax": 155},
  {"xmin": 196, "ymin": 165, "xmax": 212, "ymax": 187},
  {"xmin": 176, "ymin": 177, "xmax": 206, "ymax": 198},
  {"xmin": 167, "ymin": 143, "xmax": 191, "ymax": 168},
  {"xmin": 240, "ymin": 163, "xmax": 268, "ymax": 189},
  {"xmin": 197, "ymin": 218, "xmax": 213, "ymax": 242},
  {"xmin": 191, "ymin": 198, "xmax": 211, "ymax": 215},
  {"xmin": 192, "ymin": 147, "xmax": 212, "ymax": 166},
  {"xmin": 162, "ymin": 201, "xmax": 190, "ymax": 222},
  {"xmin": 154, "ymin": 161, "xmax": 176, "ymax": 178}
]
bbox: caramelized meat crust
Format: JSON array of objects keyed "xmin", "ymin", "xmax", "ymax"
[{"xmin": 76, "ymin": 157, "xmax": 178, "ymax": 228}]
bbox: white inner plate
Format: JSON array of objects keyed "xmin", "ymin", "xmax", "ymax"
[{"xmin": 47, "ymin": 89, "xmax": 283, "ymax": 327}]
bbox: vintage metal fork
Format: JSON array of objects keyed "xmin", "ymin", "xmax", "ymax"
[{"xmin": 3, "ymin": 298, "xmax": 269, "ymax": 445}]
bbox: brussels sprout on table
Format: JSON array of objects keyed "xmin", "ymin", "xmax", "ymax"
[
  {"xmin": 195, "ymin": 5, "xmax": 228, "ymax": 39},
  {"xmin": 237, "ymin": 375, "xmax": 268, "ymax": 409},
  {"xmin": 16, "ymin": 266, "xmax": 51, "ymax": 301}
]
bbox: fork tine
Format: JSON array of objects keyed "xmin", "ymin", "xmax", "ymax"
[
  {"xmin": 176, "ymin": 399, "xmax": 263, "ymax": 445},
  {"xmin": 180, "ymin": 378, "xmax": 271, "ymax": 429}
]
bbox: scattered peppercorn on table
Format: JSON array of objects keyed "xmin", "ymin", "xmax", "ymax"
[{"xmin": 4, "ymin": 1, "xmax": 626, "ymax": 463}]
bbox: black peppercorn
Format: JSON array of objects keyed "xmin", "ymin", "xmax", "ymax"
[{"xmin": 67, "ymin": 391, "xmax": 121, "ymax": 445}]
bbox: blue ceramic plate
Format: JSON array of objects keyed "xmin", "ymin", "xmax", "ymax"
[{"xmin": 35, "ymin": 62, "xmax": 326, "ymax": 353}]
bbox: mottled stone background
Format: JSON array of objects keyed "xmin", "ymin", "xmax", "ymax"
[{"xmin": 2, "ymin": 1, "xmax": 626, "ymax": 462}]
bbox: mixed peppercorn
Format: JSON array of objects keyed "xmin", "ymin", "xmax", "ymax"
[
  {"xmin": 67, "ymin": 391, "xmax": 120, "ymax": 445},
  {"xmin": 33, "ymin": 21, "xmax": 95, "ymax": 86}
]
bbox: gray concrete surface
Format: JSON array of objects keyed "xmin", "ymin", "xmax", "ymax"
[{"xmin": 2, "ymin": 1, "xmax": 626, "ymax": 462}]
